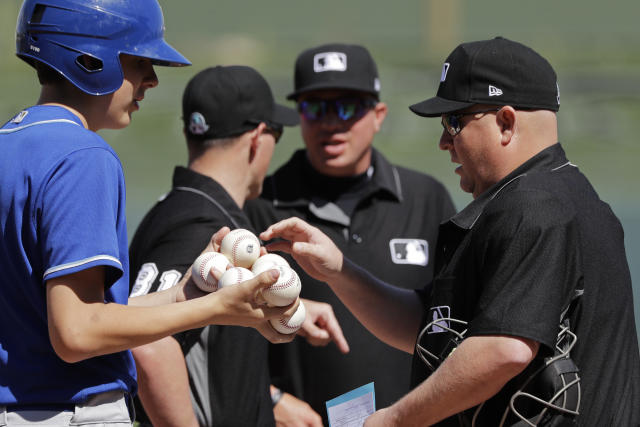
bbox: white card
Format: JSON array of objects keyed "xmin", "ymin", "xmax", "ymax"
[{"xmin": 326, "ymin": 382, "xmax": 375, "ymax": 427}]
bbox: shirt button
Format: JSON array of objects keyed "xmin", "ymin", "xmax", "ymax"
[{"xmin": 352, "ymin": 233, "xmax": 362, "ymax": 243}]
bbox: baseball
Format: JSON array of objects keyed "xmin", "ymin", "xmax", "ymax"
[
  {"xmin": 270, "ymin": 300, "xmax": 306, "ymax": 334},
  {"xmin": 191, "ymin": 251, "xmax": 230, "ymax": 292},
  {"xmin": 218, "ymin": 267, "xmax": 255, "ymax": 289},
  {"xmin": 261, "ymin": 265, "xmax": 301, "ymax": 307},
  {"xmin": 220, "ymin": 228, "xmax": 261, "ymax": 268},
  {"xmin": 251, "ymin": 253, "xmax": 290, "ymax": 275}
]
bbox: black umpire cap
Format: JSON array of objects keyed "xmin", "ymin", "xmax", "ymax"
[
  {"xmin": 287, "ymin": 43, "xmax": 381, "ymax": 100},
  {"xmin": 410, "ymin": 37, "xmax": 560, "ymax": 117},
  {"xmin": 183, "ymin": 65, "xmax": 299, "ymax": 140}
]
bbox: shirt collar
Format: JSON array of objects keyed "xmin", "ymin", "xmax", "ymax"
[
  {"xmin": 271, "ymin": 148, "xmax": 403, "ymax": 207},
  {"xmin": 11, "ymin": 105, "xmax": 86, "ymax": 128},
  {"xmin": 171, "ymin": 166, "xmax": 241, "ymax": 213},
  {"xmin": 449, "ymin": 143, "xmax": 570, "ymax": 230}
]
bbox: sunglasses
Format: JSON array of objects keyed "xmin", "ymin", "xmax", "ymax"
[
  {"xmin": 298, "ymin": 97, "xmax": 377, "ymax": 122},
  {"xmin": 263, "ymin": 125, "xmax": 283, "ymax": 143},
  {"xmin": 441, "ymin": 108, "xmax": 501, "ymax": 137}
]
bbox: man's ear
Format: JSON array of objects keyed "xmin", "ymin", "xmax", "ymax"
[
  {"xmin": 497, "ymin": 106, "xmax": 517, "ymax": 146},
  {"xmin": 372, "ymin": 101, "xmax": 388, "ymax": 133},
  {"xmin": 249, "ymin": 123, "xmax": 267, "ymax": 163}
]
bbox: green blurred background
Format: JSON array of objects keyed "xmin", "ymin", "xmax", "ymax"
[{"xmin": 1, "ymin": 0, "xmax": 639, "ymax": 337}]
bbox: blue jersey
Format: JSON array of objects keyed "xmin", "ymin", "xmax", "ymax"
[{"xmin": 0, "ymin": 105, "xmax": 136, "ymax": 405}]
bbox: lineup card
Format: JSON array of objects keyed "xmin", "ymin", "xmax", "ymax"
[{"xmin": 326, "ymin": 382, "xmax": 375, "ymax": 427}]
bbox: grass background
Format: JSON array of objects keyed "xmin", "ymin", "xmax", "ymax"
[{"xmin": 1, "ymin": 0, "xmax": 639, "ymax": 337}]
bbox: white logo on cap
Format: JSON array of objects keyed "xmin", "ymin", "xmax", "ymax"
[
  {"xmin": 313, "ymin": 52, "xmax": 347, "ymax": 73},
  {"xmin": 488, "ymin": 85, "xmax": 503, "ymax": 96},
  {"xmin": 374, "ymin": 78, "xmax": 381, "ymax": 92},
  {"xmin": 440, "ymin": 63, "xmax": 450, "ymax": 82},
  {"xmin": 188, "ymin": 112, "xmax": 209, "ymax": 135},
  {"xmin": 556, "ymin": 82, "xmax": 560, "ymax": 105}
]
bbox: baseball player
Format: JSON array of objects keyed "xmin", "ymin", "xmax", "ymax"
[
  {"xmin": 128, "ymin": 66, "xmax": 348, "ymax": 427},
  {"xmin": 258, "ymin": 37, "xmax": 640, "ymax": 426},
  {"xmin": 0, "ymin": 2, "xmax": 298, "ymax": 425},
  {"xmin": 245, "ymin": 43, "xmax": 456, "ymax": 423}
]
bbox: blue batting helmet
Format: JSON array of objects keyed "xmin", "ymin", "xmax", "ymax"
[{"xmin": 16, "ymin": 0, "xmax": 191, "ymax": 95}]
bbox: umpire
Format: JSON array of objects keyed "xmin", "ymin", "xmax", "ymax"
[
  {"xmin": 258, "ymin": 37, "xmax": 640, "ymax": 426},
  {"xmin": 128, "ymin": 66, "xmax": 300, "ymax": 426},
  {"xmin": 246, "ymin": 43, "xmax": 456, "ymax": 422}
]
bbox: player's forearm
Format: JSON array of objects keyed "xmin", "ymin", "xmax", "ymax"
[
  {"xmin": 48, "ymin": 293, "xmax": 223, "ymax": 363},
  {"xmin": 133, "ymin": 337, "xmax": 199, "ymax": 427},
  {"xmin": 383, "ymin": 336, "xmax": 538, "ymax": 425},
  {"xmin": 325, "ymin": 258, "xmax": 423, "ymax": 353},
  {"xmin": 128, "ymin": 283, "xmax": 180, "ymax": 306}
]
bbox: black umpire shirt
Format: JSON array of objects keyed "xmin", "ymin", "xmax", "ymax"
[
  {"xmin": 411, "ymin": 143, "xmax": 640, "ymax": 426},
  {"xmin": 129, "ymin": 167, "xmax": 275, "ymax": 427},
  {"xmin": 245, "ymin": 148, "xmax": 456, "ymax": 424}
]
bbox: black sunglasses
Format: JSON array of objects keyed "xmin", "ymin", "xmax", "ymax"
[
  {"xmin": 246, "ymin": 120, "xmax": 283, "ymax": 143},
  {"xmin": 263, "ymin": 125, "xmax": 283, "ymax": 143},
  {"xmin": 441, "ymin": 108, "xmax": 501, "ymax": 136},
  {"xmin": 298, "ymin": 97, "xmax": 377, "ymax": 122}
]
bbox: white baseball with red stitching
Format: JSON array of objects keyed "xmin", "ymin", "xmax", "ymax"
[
  {"xmin": 261, "ymin": 265, "xmax": 301, "ymax": 307},
  {"xmin": 218, "ymin": 267, "xmax": 255, "ymax": 289},
  {"xmin": 270, "ymin": 300, "xmax": 306, "ymax": 334},
  {"xmin": 191, "ymin": 251, "xmax": 230, "ymax": 292},
  {"xmin": 251, "ymin": 253, "xmax": 290, "ymax": 275},
  {"xmin": 220, "ymin": 228, "xmax": 260, "ymax": 268}
]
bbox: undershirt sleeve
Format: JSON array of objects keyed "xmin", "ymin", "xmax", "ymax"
[{"xmin": 130, "ymin": 218, "xmax": 219, "ymax": 296}]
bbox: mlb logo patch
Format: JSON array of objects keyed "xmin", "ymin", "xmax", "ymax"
[
  {"xmin": 11, "ymin": 110, "xmax": 28, "ymax": 124},
  {"xmin": 314, "ymin": 52, "xmax": 347, "ymax": 72},
  {"xmin": 389, "ymin": 238, "xmax": 429, "ymax": 266},
  {"xmin": 427, "ymin": 306, "xmax": 451, "ymax": 334}
]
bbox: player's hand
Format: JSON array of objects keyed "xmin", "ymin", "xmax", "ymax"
[
  {"xmin": 174, "ymin": 226, "xmax": 232, "ymax": 303},
  {"xmin": 260, "ymin": 217, "xmax": 343, "ymax": 284},
  {"xmin": 207, "ymin": 269, "xmax": 300, "ymax": 344},
  {"xmin": 274, "ymin": 392, "xmax": 323, "ymax": 427},
  {"xmin": 298, "ymin": 298, "xmax": 349, "ymax": 354}
]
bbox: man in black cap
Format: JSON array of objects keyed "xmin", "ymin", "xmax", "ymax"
[
  {"xmin": 258, "ymin": 37, "xmax": 640, "ymax": 425},
  {"xmin": 246, "ymin": 43, "xmax": 456, "ymax": 424},
  {"xmin": 128, "ymin": 66, "xmax": 347, "ymax": 427}
]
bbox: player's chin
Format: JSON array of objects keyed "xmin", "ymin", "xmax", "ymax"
[{"xmin": 107, "ymin": 113, "xmax": 133, "ymax": 130}]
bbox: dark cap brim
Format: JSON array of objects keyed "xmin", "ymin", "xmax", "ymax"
[
  {"xmin": 272, "ymin": 103, "xmax": 299, "ymax": 127},
  {"xmin": 409, "ymin": 97, "xmax": 475, "ymax": 117}
]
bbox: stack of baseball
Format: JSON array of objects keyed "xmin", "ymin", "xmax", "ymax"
[{"xmin": 191, "ymin": 228, "xmax": 305, "ymax": 334}]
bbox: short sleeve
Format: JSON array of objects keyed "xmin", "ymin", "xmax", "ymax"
[
  {"xmin": 40, "ymin": 147, "xmax": 125, "ymax": 285},
  {"xmin": 130, "ymin": 219, "xmax": 217, "ymax": 297},
  {"xmin": 467, "ymin": 189, "xmax": 580, "ymax": 352}
]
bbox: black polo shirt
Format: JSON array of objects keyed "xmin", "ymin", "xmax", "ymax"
[
  {"xmin": 245, "ymin": 149, "xmax": 456, "ymax": 423},
  {"xmin": 411, "ymin": 143, "xmax": 640, "ymax": 426},
  {"xmin": 129, "ymin": 166, "xmax": 274, "ymax": 427}
]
